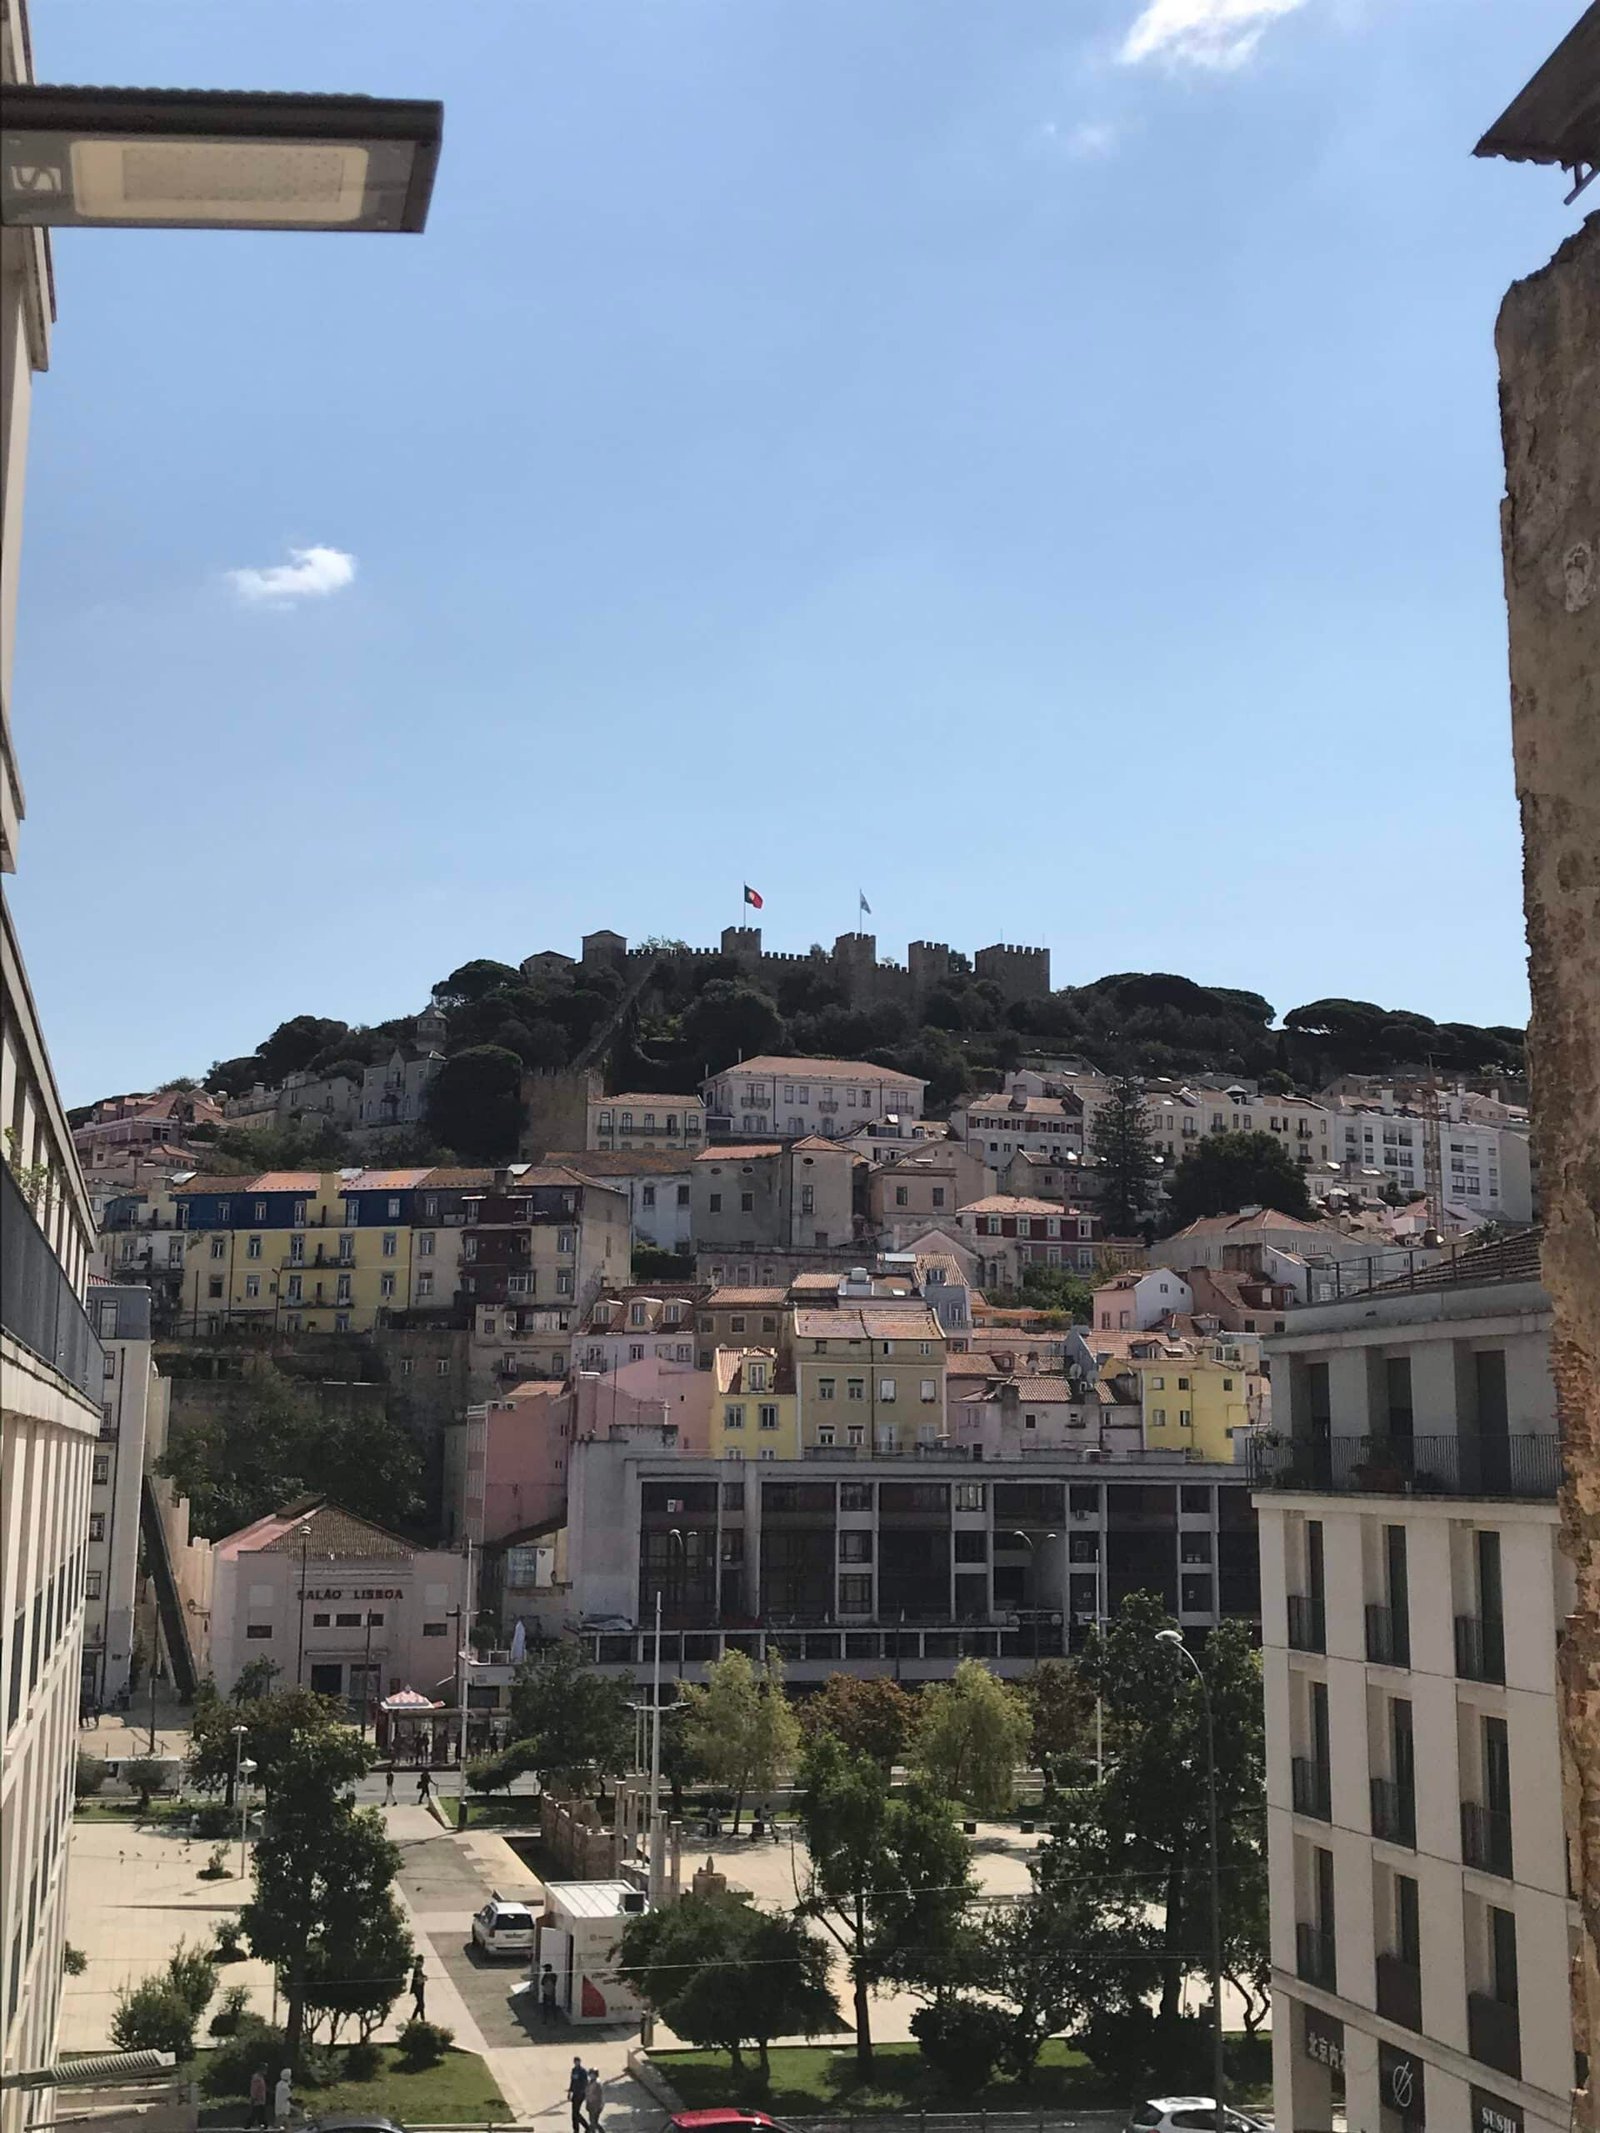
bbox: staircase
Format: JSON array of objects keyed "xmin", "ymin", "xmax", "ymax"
[{"xmin": 139, "ymin": 1476, "xmax": 198, "ymax": 1699}]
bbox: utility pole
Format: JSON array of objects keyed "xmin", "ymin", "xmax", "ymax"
[{"xmin": 1157, "ymin": 1630, "xmax": 1223, "ymax": 2121}]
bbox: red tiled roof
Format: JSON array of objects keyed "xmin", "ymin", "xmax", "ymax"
[
  {"xmin": 694, "ymin": 1144, "xmax": 784, "ymax": 1161},
  {"xmin": 710, "ymin": 1056, "xmax": 927, "ymax": 1085}
]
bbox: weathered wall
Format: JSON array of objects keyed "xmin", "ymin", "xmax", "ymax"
[{"xmin": 1496, "ymin": 209, "xmax": 1600, "ymax": 2124}]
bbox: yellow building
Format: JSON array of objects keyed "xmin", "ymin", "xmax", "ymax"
[
  {"xmin": 710, "ymin": 1348, "xmax": 799, "ymax": 1461},
  {"xmin": 792, "ymin": 1304, "xmax": 947, "ymax": 1453},
  {"xmin": 172, "ymin": 1169, "xmax": 418, "ymax": 1335},
  {"xmin": 1134, "ymin": 1335, "xmax": 1263, "ymax": 1462}
]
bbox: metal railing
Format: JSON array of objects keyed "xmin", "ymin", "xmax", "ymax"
[
  {"xmin": 1375, "ymin": 1952, "xmax": 1423, "ymax": 2031},
  {"xmin": 1295, "ymin": 1920, "xmax": 1336, "ymax": 1989},
  {"xmin": 1286, "ymin": 1592, "xmax": 1326, "ymax": 1652},
  {"xmin": 1365, "ymin": 1603, "xmax": 1410, "ymax": 1667},
  {"xmin": 1455, "ymin": 1613, "xmax": 1506, "ymax": 1685},
  {"xmin": 1, "ymin": 1164, "xmax": 103, "ymax": 1400},
  {"xmin": 1461, "ymin": 1799, "xmax": 1515, "ymax": 1878},
  {"xmin": 1370, "ymin": 1775, "xmax": 1415, "ymax": 1848},
  {"xmin": 1291, "ymin": 1756, "xmax": 1331, "ymax": 1821},
  {"xmin": 1248, "ymin": 1431, "xmax": 1559, "ymax": 1501},
  {"xmin": 1467, "ymin": 1991, "xmax": 1521, "ymax": 2079}
]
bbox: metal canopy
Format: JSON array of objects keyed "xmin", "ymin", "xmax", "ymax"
[{"xmin": 1474, "ymin": 2, "xmax": 1600, "ymax": 203}]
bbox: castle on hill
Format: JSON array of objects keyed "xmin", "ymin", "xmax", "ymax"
[{"xmin": 521, "ymin": 927, "xmax": 1051, "ymax": 1012}]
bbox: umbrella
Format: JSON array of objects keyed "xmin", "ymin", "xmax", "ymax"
[{"xmin": 509, "ymin": 1618, "xmax": 527, "ymax": 1664}]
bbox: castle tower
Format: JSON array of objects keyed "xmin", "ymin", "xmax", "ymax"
[
  {"xmin": 831, "ymin": 932, "xmax": 878, "ymax": 1009},
  {"xmin": 581, "ymin": 929, "xmax": 627, "ymax": 973},
  {"xmin": 720, "ymin": 925, "xmax": 762, "ymax": 962},
  {"xmin": 973, "ymin": 943, "xmax": 1051, "ymax": 1003},
  {"xmin": 908, "ymin": 941, "xmax": 956, "ymax": 1004}
]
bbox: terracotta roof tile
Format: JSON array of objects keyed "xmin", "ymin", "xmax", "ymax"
[
  {"xmin": 709, "ymin": 1055, "xmax": 928, "ymax": 1085},
  {"xmin": 694, "ymin": 1144, "xmax": 784, "ymax": 1162},
  {"xmin": 706, "ymin": 1288, "xmax": 788, "ymax": 1307}
]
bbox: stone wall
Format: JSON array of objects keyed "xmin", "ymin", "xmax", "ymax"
[
  {"xmin": 1495, "ymin": 209, "xmax": 1600, "ymax": 2119},
  {"xmin": 572, "ymin": 927, "xmax": 1050, "ymax": 1012}
]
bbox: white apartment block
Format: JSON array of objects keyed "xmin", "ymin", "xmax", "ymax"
[
  {"xmin": 702, "ymin": 1056, "xmax": 924, "ymax": 1141},
  {"xmin": 2, "ymin": 21, "xmax": 104, "ymax": 2097},
  {"xmin": 587, "ymin": 1092, "xmax": 705, "ymax": 1153},
  {"xmin": 1331, "ymin": 1105, "xmax": 1533, "ymax": 1221},
  {"xmin": 1255, "ymin": 1237, "xmax": 1574, "ymax": 2133},
  {"xmin": 951, "ymin": 1082, "xmax": 1087, "ymax": 1166},
  {"xmin": 81, "ymin": 1287, "xmax": 165, "ymax": 1710}
]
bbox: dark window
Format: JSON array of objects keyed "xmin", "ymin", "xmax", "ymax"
[
  {"xmin": 954, "ymin": 1530, "xmax": 988, "ymax": 1563},
  {"xmin": 839, "ymin": 1483, "xmax": 872, "ymax": 1512},
  {"xmin": 335, "ymin": 1612, "xmax": 361, "ymax": 1627},
  {"xmin": 245, "ymin": 1624, "xmax": 273, "ymax": 1640},
  {"xmin": 1180, "ymin": 1484, "xmax": 1210, "ymax": 1514},
  {"xmin": 312, "ymin": 1612, "xmax": 330, "ymax": 1627},
  {"xmin": 839, "ymin": 1532, "xmax": 873, "ymax": 1563}
]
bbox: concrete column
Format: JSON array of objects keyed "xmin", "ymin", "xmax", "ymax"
[
  {"xmin": 1494, "ymin": 212, "xmax": 1600, "ymax": 2123},
  {"xmin": 1270, "ymin": 1993, "xmax": 1336, "ymax": 2131}
]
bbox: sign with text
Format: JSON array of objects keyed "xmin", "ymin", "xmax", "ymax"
[
  {"xmin": 1303, "ymin": 2004, "xmax": 1345, "ymax": 2072},
  {"xmin": 1471, "ymin": 2090, "xmax": 1523, "ymax": 2133},
  {"xmin": 299, "ymin": 1587, "xmax": 404, "ymax": 1601},
  {"xmin": 1379, "ymin": 2041, "xmax": 1425, "ymax": 2125}
]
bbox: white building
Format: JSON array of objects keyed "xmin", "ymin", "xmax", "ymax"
[
  {"xmin": 1330, "ymin": 1103, "xmax": 1534, "ymax": 1221},
  {"xmin": 207, "ymin": 1500, "xmax": 469, "ymax": 1713},
  {"xmin": 555, "ymin": 1150, "xmax": 694, "ymax": 1255},
  {"xmin": 586, "ymin": 1091, "xmax": 705, "ymax": 1154},
  {"xmin": 1255, "ymin": 1232, "xmax": 1574, "ymax": 2133},
  {"xmin": 702, "ymin": 1055, "xmax": 925, "ymax": 1141},
  {"xmin": 950, "ymin": 1082, "xmax": 1087, "ymax": 1167},
  {"xmin": 81, "ymin": 1287, "xmax": 164, "ymax": 1710}
]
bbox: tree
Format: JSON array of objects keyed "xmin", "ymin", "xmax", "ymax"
[
  {"xmin": 800, "ymin": 1674, "xmax": 916, "ymax": 1774},
  {"xmin": 796, "ymin": 1734, "xmax": 974, "ymax": 2072},
  {"xmin": 256, "ymin": 1016, "xmax": 350, "ymax": 1085},
  {"xmin": 1164, "ymin": 1129, "xmax": 1313, "ymax": 1228},
  {"xmin": 188, "ymin": 1680, "xmax": 350, "ymax": 1802},
  {"xmin": 1018, "ymin": 1266, "xmax": 1095, "ymax": 1321},
  {"xmin": 507, "ymin": 1644, "xmax": 633, "ymax": 1797},
  {"xmin": 680, "ymin": 1649, "xmax": 801, "ymax": 1831},
  {"xmin": 205, "ymin": 1054, "xmax": 267, "ymax": 1099},
  {"xmin": 300, "ymin": 1889, "xmax": 414, "ymax": 2044},
  {"xmin": 431, "ymin": 959, "xmax": 524, "ymax": 1009},
  {"xmin": 912, "ymin": 1658, "xmax": 1031, "ymax": 1816},
  {"xmin": 1024, "ymin": 1660, "xmax": 1095, "ymax": 1797},
  {"xmin": 909, "ymin": 1998, "xmax": 1010, "ymax": 2096},
  {"xmin": 239, "ymin": 1726, "xmax": 386, "ymax": 2067},
  {"xmin": 112, "ymin": 1977, "xmax": 199, "ymax": 2058},
  {"xmin": 617, "ymin": 1890, "xmax": 838, "ymax": 2083},
  {"xmin": 425, "ymin": 1045, "xmax": 525, "ymax": 1161},
  {"xmin": 1088, "ymin": 1075, "xmax": 1157, "ymax": 1234},
  {"xmin": 680, "ymin": 981, "xmax": 785, "ymax": 1072},
  {"xmin": 657, "ymin": 1703, "xmax": 711, "ymax": 1819}
]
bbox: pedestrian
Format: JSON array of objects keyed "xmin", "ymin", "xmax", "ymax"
[
  {"xmin": 247, "ymin": 2068, "xmax": 268, "ymax": 2128},
  {"xmin": 410, "ymin": 1956, "xmax": 427, "ymax": 2023},
  {"xmin": 383, "ymin": 1764, "xmax": 396, "ymax": 1806},
  {"xmin": 539, "ymin": 1964, "xmax": 558, "ymax": 2023},
  {"xmin": 584, "ymin": 2069, "xmax": 604, "ymax": 2133},
  {"xmin": 567, "ymin": 2056, "xmax": 588, "ymax": 2133},
  {"xmin": 416, "ymin": 1767, "xmax": 433, "ymax": 1805},
  {"xmin": 273, "ymin": 2067, "xmax": 293, "ymax": 2128}
]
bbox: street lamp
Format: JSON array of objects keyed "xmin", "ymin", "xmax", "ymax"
[
  {"xmin": 1155, "ymin": 1628, "xmax": 1224, "ymax": 2126},
  {"xmin": 1, "ymin": 85, "xmax": 442, "ymax": 233},
  {"xmin": 1007, "ymin": 1531, "xmax": 1058, "ymax": 1661},
  {"xmin": 231, "ymin": 1728, "xmax": 257, "ymax": 1881}
]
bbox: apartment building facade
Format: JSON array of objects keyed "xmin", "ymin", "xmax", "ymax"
[
  {"xmin": 792, "ymin": 1305, "xmax": 947, "ymax": 1454},
  {"xmin": 79, "ymin": 1287, "xmax": 162, "ymax": 1709},
  {"xmin": 958, "ymin": 1196, "xmax": 1104, "ymax": 1287},
  {"xmin": 1254, "ymin": 1239, "xmax": 1573, "ymax": 2133},
  {"xmin": 690, "ymin": 1137, "xmax": 858, "ymax": 1256},
  {"xmin": 587, "ymin": 1091, "xmax": 705, "ymax": 1153},
  {"xmin": 702, "ymin": 1056, "xmax": 925, "ymax": 1141}
]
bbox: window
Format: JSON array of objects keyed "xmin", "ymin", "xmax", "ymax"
[
  {"xmin": 759, "ymin": 1405, "xmax": 779, "ymax": 1430},
  {"xmin": 92, "ymin": 1455, "xmax": 109, "ymax": 1485},
  {"xmin": 839, "ymin": 1531, "xmax": 873, "ymax": 1562},
  {"xmin": 245, "ymin": 1274, "xmax": 261, "ymax": 1299},
  {"xmin": 954, "ymin": 1482, "xmax": 987, "ymax": 1511},
  {"xmin": 422, "ymin": 1621, "xmax": 448, "ymax": 1637},
  {"xmin": 339, "ymin": 1233, "xmax": 355, "ymax": 1264},
  {"xmin": 246, "ymin": 1234, "xmax": 262, "ymax": 1260},
  {"xmin": 878, "ymin": 1378, "xmax": 897, "ymax": 1401},
  {"xmin": 85, "ymin": 1571, "xmax": 102, "ymax": 1601},
  {"xmin": 336, "ymin": 1612, "xmax": 361, "ymax": 1628},
  {"xmin": 416, "ymin": 1231, "xmax": 435, "ymax": 1257},
  {"xmin": 954, "ymin": 1530, "xmax": 988, "ymax": 1563},
  {"xmin": 245, "ymin": 1623, "xmax": 273, "ymax": 1640},
  {"xmin": 839, "ymin": 1574, "xmax": 873, "ymax": 1612},
  {"xmin": 207, "ymin": 1276, "xmax": 224, "ymax": 1299},
  {"xmin": 417, "ymin": 1271, "xmax": 434, "ymax": 1298},
  {"xmin": 817, "ymin": 1377, "xmax": 836, "ymax": 1400},
  {"xmin": 801, "ymin": 1184, "xmax": 815, "ymax": 1214},
  {"xmin": 557, "ymin": 1229, "xmax": 576, "ymax": 1254},
  {"xmin": 724, "ymin": 1405, "xmax": 746, "ymax": 1430},
  {"xmin": 847, "ymin": 1378, "xmax": 865, "ymax": 1400},
  {"xmin": 286, "ymin": 1275, "xmax": 303, "ymax": 1304},
  {"xmin": 334, "ymin": 1312, "xmax": 351, "ymax": 1332},
  {"xmin": 894, "ymin": 1186, "xmax": 909, "ymax": 1207},
  {"xmin": 437, "ymin": 1359, "xmax": 451, "ymax": 1375},
  {"xmin": 1152, "ymin": 1408, "xmax": 1166, "ymax": 1426},
  {"xmin": 740, "ymin": 1192, "xmax": 754, "ymax": 1213},
  {"xmin": 289, "ymin": 1235, "xmax": 305, "ymax": 1264},
  {"xmin": 555, "ymin": 1269, "xmax": 574, "ymax": 1296},
  {"xmin": 730, "ymin": 1315, "xmax": 747, "ymax": 1335},
  {"xmin": 209, "ymin": 1236, "xmax": 226, "ymax": 1260},
  {"xmin": 336, "ymin": 1275, "xmax": 352, "ymax": 1303},
  {"xmin": 817, "ymin": 1425, "xmax": 836, "ymax": 1446},
  {"xmin": 293, "ymin": 1201, "xmax": 308, "ymax": 1227},
  {"xmin": 677, "ymin": 1184, "xmax": 690, "ymax": 1207},
  {"xmin": 709, "ymin": 1193, "xmax": 723, "ymax": 1213},
  {"xmin": 932, "ymin": 1186, "xmax": 945, "ymax": 1207},
  {"xmin": 1177, "ymin": 1377, "xmax": 1190, "ymax": 1391},
  {"xmin": 382, "ymin": 1232, "xmax": 398, "ymax": 1257},
  {"xmin": 642, "ymin": 1185, "xmax": 656, "ymax": 1208},
  {"xmin": 508, "ymin": 1273, "xmax": 532, "ymax": 1295}
]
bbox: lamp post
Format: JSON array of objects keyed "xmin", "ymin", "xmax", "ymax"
[
  {"xmin": 647, "ymin": 1529, "xmax": 688, "ymax": 1900},
  {"xmin": 293, "ymin": 1521, "xmax": 313, "ymax": 1687},
  {"xmin": 231, "ymin": 1728, "xmax": 256, "ymax": 1881},
  {"xmin": 1156, "ymin": 1628, "xmax": 1224, "ymax": 2124}
]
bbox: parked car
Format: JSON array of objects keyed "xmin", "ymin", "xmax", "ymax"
[
  {"xmin": 1126, "ymin": 2103, "xmax": 1270, "ymax": 2133},
  {"xmin": 470, "ymin": 1894, "xmax": 538, "ymax": 1957},
  {"xmin": 306, "ymin": 2117, "xmax": 408, "ymax": 2133},
  {"xmin": 669, "ymin": 2114, "xmax": 800, "ymax": 2133}
]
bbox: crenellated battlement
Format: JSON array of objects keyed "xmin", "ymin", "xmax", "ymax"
[{"xmin": 562, "ymin": 925, "xmax": 1050, "ymax": 1010}]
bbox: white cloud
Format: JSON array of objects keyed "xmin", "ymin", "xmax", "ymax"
[
  {"xmin": 226, "ymin": 544, "xmax": 357, "ymax": 606},
  {"xmin": 1119, "ymin": 0, "xmax": 1306, "ymax": 71}
]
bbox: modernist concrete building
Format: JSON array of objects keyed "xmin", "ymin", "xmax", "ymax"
[
  {"xmin": 1254, "ymin": 1233, "xmax": 1574, "ymax": 2133},
  {"xmin": 80, "ymin": 1286, "xmax": 163, "ymax": 1709}
]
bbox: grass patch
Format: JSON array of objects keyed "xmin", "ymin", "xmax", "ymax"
[
  {"xmin": 457, "ymin": 1797, "xmax": 541, "ymax": 1830},
  {"xmin": 655, "ymin": 2033, "xmax": 1273, "ymax": 2114},
  {"xmin": 198, "ymin": 2046, "xmax": 507, "ymax": 2126},
  {"xmin": 73, "ymin": 1798, "xmax": 188, "ymax": 1825}
]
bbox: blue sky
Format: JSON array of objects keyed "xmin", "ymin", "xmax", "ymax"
[{"xmin": 9, "ymin": 0, "xmax": 1580, "ymax": 1103}]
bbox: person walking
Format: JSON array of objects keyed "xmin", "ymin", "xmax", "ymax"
[
  {"xmin": 416, "ymin": 1767, "xmax": 434, "ymax": 1806},
  {"xmin": 410, "ymin": 1956, "xmax": 427, "ymax": 2022},
  {"xmin": 567, "ymin": 2057, "xmax": 588, "ymax": 2133},
  {"xmin": 539, "ymin": 1964, "xmax": 558, "ymax": 2023},
  {"xmin": 584, "ymin": 2069, "xmax": 604, "ymax": 2133},
  {"xmin": 272, "ymin": 2068, "xmax": 293, "ymax": 2127},
  {"xmin": 383, "ymin": 1764, "xmax": 396, "ymax": 1806},
  {"xmin": 247, "ymin": 2069, "xmax": 268, "ymax": 2128}
]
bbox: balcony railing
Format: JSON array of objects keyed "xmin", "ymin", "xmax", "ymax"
[
  {"xmin": 1248, "ymin": 1431, "xmax": 1559, "ymax": 1501},
  {"xmin": 1291, "ymin": 1756, "xmax": 1332, "ymax": 1821},
  {"xmin": 1286, "ymin": 1593, "xmax": 1326, "ymax": 1653},
  {"xmin": 1365, "ymin": 1603, "xmax": 1410, "ymax": 1667},
  {"xmin": 1467, "ymin": 1991, "xmax": 1521, "ymax": 2079},
  {"xmin": 1375, "ymin": 1951, "xmax": 1423, "ymax": 2031},
  {"xmin": 1370, "ymin": 1775, "xmax": 1416, "ymax": 1848},
  {"xmin": 1461, "ymin": 1799, "xmax": 1515, "ymax": 1878},
  {"xmin": 1, "ymin": 1163, "xmax": 104, "ymax": 1400},
  {"xmin": 1455, "ymin": 1614, "xmax": 1507, "ymax": 1685},
  {"xmin": 1295, "ymin": 1921, "xmax": 1336, "ymax": 1989}
]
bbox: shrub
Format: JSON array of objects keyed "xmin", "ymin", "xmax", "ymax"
[
  {"xmin": 209, "ymin": 1984, "xmax": 251, "ymax": 2039},
  {"xmin": 122, "ymin": 1757, "xmax": 170, "ymax": 1810},
  {"xmin": 111, "ymin": 1978, "xmax": 196, "ymax": 2058},
  {"xmin": 63, "ymin": 1944, "xmax": 87, "ymax": 1977},
  {"xmin": 1078, "ymin": 2007, "xmax": 1209, "ymax": 2091},
  {"xmin": 165, "ymin": 1939, "xmax": 218, "ymax": 2020},
  {"xmin": 198, "ymin": 1845, "xmax": 230, "ymax": 1880},
  {"xmin": 191, "ymin": 1799, "xmax": 235, "ymax": 1838},
  {"xmin": 199, "ymin": 2017, "xmax": 284, "ymax": 2098},
  {"xmin": 340, "ymin": 2039, "xmax": 381, "ymax": 2082},
  {"xmin": 910, "ymin": 1998, "xmax": 1011, "ymax": 2097},
  {"xmin": 211, "ymin": 1915, "xmax": 247, "ymax": 1963},
  {"xmin": 464, "ymin": 1740, "xmax": 535, "ymax": 1796},
  {"xmin": 394, "ymin": 2018, "xmax": 453, "ymax": 2069},
  {"xmin": 75, "ymin": 1753, "xmax": 108, "ymax": 1798}
]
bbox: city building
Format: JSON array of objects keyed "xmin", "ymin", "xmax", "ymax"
[
  {"xmin": 79, "ymin": 1287, "xmax": 164, "ymax": 1709},
  {"xmin": 867, "ymin": 1143, "xmax": 991, "ymax": 1248},
  {"xmin": 1093, "ymin": 1269, "xmax": 1196, "ymax": 1330},
  {"xmin": 459, "ymin": 1166, "xmax": 630, "ymax": 1314},
  {"xmin": 690, "ymin": 1137, "xmax": 859, "ymax": 1255},
  {"xmin": 206, "ymin": 1499, "xmax": 470, "ymax": 1712},
  {"xmin": 792, "ymin": 1304, "xmax": 947, "ymax": 1453},
  {"xmin": 553, "ymin": 1148, "xmax": 694, "ymax": 1255},
  {"xmin": 702, "ymin": 1056, "xmax": 925, "ymax": 1142},
  {"xmin": 586, "ymin": 1091, "xmax": 705, "ymax": 1152},
  {"xmin": 1329, "ymin": 1102, "xmax": 1533, "ymax": 1221},
  {"xmin": 710, "ymin": 1349, "xmax": 799, "ymax": 1462},
  {"xmin": 354, "ymin": 1036, "xmax": 444, "ymax": 1142},
  {"xmin": 2, "ymin": 19, "xmax": 106, "ymax": 2093},
  {"xmin": 1253, "ymin": 1233, "xmax": 1572, "ymax": 2133},
  {"xmin": 957, "ymin": 1196, "xmax": 1104, "ymax": 1288},
  {"xmin": 950, "ymin": 1082, "xmax": 1087, "ymax": 1167},
  {"xmin": 1129, "ymin": 1332, "xmax": 1264, "ymax": 1462}
]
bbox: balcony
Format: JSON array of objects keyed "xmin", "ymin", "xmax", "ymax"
[
  {"xmin": 1461, "ymin": 1800, "xmax": 1514, "ymax": 1878},
  {"xmin": 1370, "ymin": 1775, "xmax": 1416, "ymax": 1848},
  {"xmin": 1, "ymin": 1162, "xmax": 104, "ymax": 1400},
  {"xmin": 1295, "ymin": 1921, "xmax": 1337, "ymax": 1990},
  {"xmin": 1286, "ymin": 1593, "xmax": 1326, "ymax": 1653},
  {"xmin": 1455, "ymin": 1614, "xmax": 1506, "ymax": 1685},
  {"xmin": 1467, "ymin": 1991, "xmax": 1521, "ymax": 2079},
  {"xmin": 1375, "ymin": 1951, "xmax": 1423, "ymax": 2031},
  {"xmin": 1248, "ymin": 1431, "xmax": 1559, "ymax": 1501},
  {"xmin": 1291, "ymin": 1756, "xmax": 1332, "ymax": 1821},
  {"xmin": 1365, "ymin": 1603, "xmax": 1410, "ymax": 1667}
]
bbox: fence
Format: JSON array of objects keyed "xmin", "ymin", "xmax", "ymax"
[{"xmin": 1247, "ymin": 1430, "xmax": 1559, "ymax": 1501}]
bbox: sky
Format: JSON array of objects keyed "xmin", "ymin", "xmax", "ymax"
[{"xmin": 7, "ymin": 0, "xmax": 1583, "ymax": 1104}]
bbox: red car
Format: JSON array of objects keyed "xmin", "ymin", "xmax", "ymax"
[{"xmin": 670, "ymin": 2115, "xmax": 798, "ymax": 2133}]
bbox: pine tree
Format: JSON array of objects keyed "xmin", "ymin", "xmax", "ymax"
[{"xmin": 1088, "ymin": 1074, "xmax": 1157, "ymax": 1234}]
